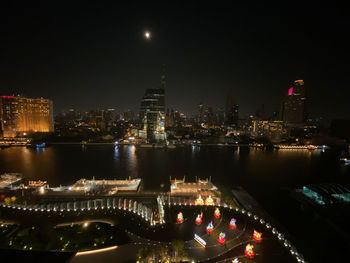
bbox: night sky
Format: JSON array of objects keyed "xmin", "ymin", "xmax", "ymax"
[{"xmin": 1, "ymin": 4, "xmax": 348, "ymax": 120}]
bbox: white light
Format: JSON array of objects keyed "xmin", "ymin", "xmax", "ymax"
[
  {"xmin": 145, "ymin": 31, "xmax": 151, "ymax": 39},
  {"xmin": 194, "ymin": 234, "xmax": 206, "ymax": 247}
]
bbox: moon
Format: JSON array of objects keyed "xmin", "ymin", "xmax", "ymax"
[{"xmin": 144, "ymin": 31, "xmax": 151, "ymax": 39}]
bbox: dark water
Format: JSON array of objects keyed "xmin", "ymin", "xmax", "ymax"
[{"xmin": 0, "ymin": 144, "xmax": 349, "ymax": 192}]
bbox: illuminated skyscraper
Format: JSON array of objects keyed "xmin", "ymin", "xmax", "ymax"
[
  {"xmin": 0, "ymin": 95, "xmax": 54, "ymax": 137},
  {"xmin": 139, "ymin": 66, "xmax": 166, "ymax": 142},
  {"xmin": 281, "ymin": 80, "xmax": 306, "ymax": 125}
]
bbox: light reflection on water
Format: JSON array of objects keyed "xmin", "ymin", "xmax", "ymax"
[{"xmin": 0, "ymin": 145, "xmax": 348, "ymax": 192}]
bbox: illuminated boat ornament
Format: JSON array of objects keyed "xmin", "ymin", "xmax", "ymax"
[
  {"xmin": 214, "ymin": 207, "xmax": 221, "ymax": 218},
  {"xmin": 217, "ymin": 232, "xmax": 226, "ymax": 245},
  {"xmin": 195, "ymin": 195, "xmax": 204, "ymax": 205},
  {"xmin": 177, "ymin": 212, "xmax": 184, "ymax": 223},
  {"xmin": 229, "ymin": 218, "xmax": 237, "ymax": 229},
  {"xmin": 245, "ymin": 243, "xmax": 255, "ymax": 258},
  {"xmin": 195, "ymin": 213, "xmax": 203, "ymax": 225},
  {"xmin": 253, "ymin": 230, "xmax": 262, "ymax": 242},
  {"xmin": 206, "ymin": 221, "xmax": 214, "ymax": 234}
]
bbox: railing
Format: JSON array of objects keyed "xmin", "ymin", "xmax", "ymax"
[{"xmin": 0, "ymin": 197, "xmax": 157, "ymax": 226}]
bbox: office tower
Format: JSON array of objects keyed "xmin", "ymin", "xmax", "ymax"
[
  {"xmin": 139, "ymin": 66, "xmax": 166, "ymax": 142},
  {"xmin": 0, "ymin": 95, "xmax": 54, "ymax": 137},
  {"xmin": 225, "ymin": 94, "xmax": 239, "ymax": 127},
  {"xmin": 198, "ymin": 102, "xmax": 204, "ymax": 124},
  {"xmin": 281, "ymin": 80, "xmax": 306, "ymax": 126}
]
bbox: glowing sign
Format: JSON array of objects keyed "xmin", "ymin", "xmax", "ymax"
[
  {"xmin": 288, "ymin": 88, "xmax": 293, "ymax": 95},
  {"xmin": 194, "ymin": 234, "xmax": 206, "ymax": 247},
  {"xmin": 1, "ymin": 96, "xmax": 14, "ymax": 98}
]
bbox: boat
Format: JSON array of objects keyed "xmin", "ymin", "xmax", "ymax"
[
  {"xmin": 0, "ymin": 173, "xmax": 23, "ymax": 189},
  {"xmin": 340, "ymin": 157, "xmax": 350, "ymax": 166},
  {"xmin": 28, "ymin": 180, "xmax": 47, "ymax": 188},
  {"xmin": 69, "ymin": 177, "xmax": 142, "ymax": 193},
  {"xmin": 27, "ymin": 142, "xmax": 46, "ymax": 148},
  {"xmin": 275, "ymin": 145, "xmax": 317, "ymax": 150},
  {"xmin": 139, "ymin": 144, "xmax": 153, "ymax": 148},
  {"xmin": 307, "ymin": 145, "xmax": 317, "ymax": 150},
  {"xmin": 35, "ymin": 142, "xmax": 46, "ymax": 148}
]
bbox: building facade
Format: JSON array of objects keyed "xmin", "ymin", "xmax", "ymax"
[
  {"xmin": 0, "ymin": 95, "xmax": 54, "ymax": 137},
  {"xmin": 139, "ymin": 67, "xmax": 166, "ymax": 143},
  {"xmin": 225, "ymin": 94, "xmax": 239, "ymax": 128},
  {"xmin": 281, "ymin": 80, "xmax": 306, "ymax": 126},
  {"xmin": 252, "ymin": 120, "xmax": 288, "ymax": 143}
]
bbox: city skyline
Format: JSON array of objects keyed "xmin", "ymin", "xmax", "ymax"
[{"xmin": 1, "ymin": 4, "xmax": 348, "ymax": 120}]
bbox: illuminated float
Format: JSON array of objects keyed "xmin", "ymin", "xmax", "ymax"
[
  {"xmin": 177, "ymin": 212, "xmax": 184, "ymax": 223},
  {"xmin": 195, "ymin": 213, "xmax": 203, "ymax": 225},
  {"xmin": 214, "ymin": 207, "xmax": 221, "ymax": 218},
  {"xmin": 206, "ymin": 221, "xmax": 214, "ymax": 234},
  {"xmin": 229, "ymin": 218, "xmax": 237, "ymax": 229},
  {"xmin": 253, "ymin": 230, "xmax": 262, "ymax": 242},
  {"xmin": 195, "ymin": 195, "xmax": 204, "ymax": 205},
  {"xmin": 245, "ymin": 243, "xmax": 255, "ymax": 259},
  {"xmin": 217, "ymin": 232, "xmax": 226, "ymax": 245}
]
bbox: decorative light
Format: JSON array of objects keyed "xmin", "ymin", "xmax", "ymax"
[
  {"xmin": 217, "ymin": 232, "xmax": 226, "ymax": 245},
  {"xmin": 229, "ymin": 218, "xmax": 237, "ymax": 229},
  {"xmin": 214, "ymin": 207, "xmax": 221, "ymax": 218},
  {"xmin": 177, "ymin": 212, "xmax": 184, "ymax": 224},
  {"xmin": 206, "ymin": 221, "xmax": 214, "ymax": 234},
  {"xmin": 195, "ymin": 213, "xmax": 203, "ymax": 225},
  {"xmin": 205, "ymin": 195, "xmax": 214, "ymax": 205},
  {"xmin": 253, "ymin": 230, "xmax": 262, "ymax": 242},
  {"xmin": 195, "ymin": 195, "xmax": 204, "ymax": 205},
  {"xmin": 245, "ymin": 244, "xmax": 255, "ymax": 258}
]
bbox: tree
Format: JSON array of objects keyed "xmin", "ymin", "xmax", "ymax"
[
  {"xmin": 137, "ymin": 247, "xmax": 151, "ymax": 263},
  {"xmin": 171, "ymin": 240, "xmax": 185, "ymax": 262}
]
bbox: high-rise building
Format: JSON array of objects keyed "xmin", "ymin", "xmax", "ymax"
[
  {"xmin": 139, "ymin": 66, "xmax": 166, "ymax": 142},
  {"xmin": 198, "ymin": 102, "xmax": 204, "ymax": 124},
  {"xmin": 280, "ymin": 80, "xmax": 306, "ymax": 125},
  {"xmin": 0, "ymin": 95, "xmax": 54, "ymax": 137},
  {"xmin": 225, "ymin": 94, "xmax": 239, "ymax": 128}
]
